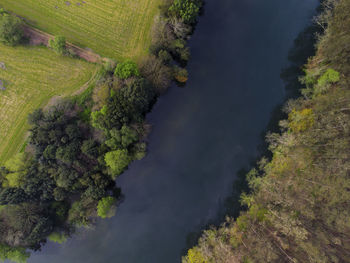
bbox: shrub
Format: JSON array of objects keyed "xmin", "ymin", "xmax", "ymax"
[
  {"xmin": 48, "ymin": 36, "xmax": 66, "ymax": 55},
  {"xmin": 97, "ymin": 196, "xmax": 116, "ymax": 218},
  {"xmin": 103, "ymin": 59, "xmax": 117, "ymax": 73},
  {"xmin": 0, "ymin": 14, "xmax": 23, "ymax": 46},
  {"xmin": 114, "ymin": 61, "xmax": 140, "ymax": 79}
]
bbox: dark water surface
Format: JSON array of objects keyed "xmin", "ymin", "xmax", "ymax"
[{"xmin": 27, "ymin": 0, "xmax": 318, "ymax": 262}]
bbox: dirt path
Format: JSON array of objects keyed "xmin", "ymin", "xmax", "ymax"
[{"xmin": 23, "ymin": 25, "xmax": 102, "ymax": 63}]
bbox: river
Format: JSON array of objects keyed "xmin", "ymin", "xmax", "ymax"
[{"xmin": 26, "ymin": 0, "xmax": 318, "ymax": 262}]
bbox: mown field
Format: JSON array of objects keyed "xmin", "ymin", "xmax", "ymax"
[
  {"xmin": 0, "ymin": 44, "xmax": 97, "ymax": 163},
  {"xmin": 0, "ymin": 0, "xmax": 161, "ymax": 61}
]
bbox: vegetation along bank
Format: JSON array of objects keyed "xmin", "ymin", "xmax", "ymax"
[
  {"xmin": 0, "ymin": 0, "xmax": 202, "ymax": 262},
  {"xmin": 183, "ymin": 0, "xmax": 350, "ymax": 262}
]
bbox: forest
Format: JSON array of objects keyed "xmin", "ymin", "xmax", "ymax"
[
  {"xmin": 183, "ymin": 0, "xmax": 350, "ymax": 262},
  {"xmin": 0, "ymin": 0, "xmax": 202, "ymax": 262}
]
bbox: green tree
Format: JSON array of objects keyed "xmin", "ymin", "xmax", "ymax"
[
  {"xmin": 97, "ymin": 196, "xmax": 116, "ymax": 218},
  {"xmin": 3, "ymin": 153, "xmax": 27, "ymax": 188},
  {"xmin": 120, "ymin": 125, "xmax": 139, "ymax": 148},
  {"xmin": 169, "ymin": 0, "xmax": 201, "ymax": 24},
  {"xmin": 81, "ymin": 139, "xmax": 99, "ymax": 158},
  {"xmin": 184, "ymin": 248, "xmax": 207, "ymax": 263},
  {"xmin": 0, "ymin": 14, "xmax": 23, "ymax": 46},
  {"xmin": 114, "ymin": 61, "xmax": 140, "ymax": 79},
  {"xmin": 314, "ymin": 68, "xmax": 340, "ymax": 95},
  {"xmin": 48, "ymin": 36, "xmax": 66, "ymax": 55},
  {"xmin": 104, "ymin": 149, "xmax": 132, "ymax": 176},
  {"xmin": 0, "ymin": 244, "xmax": 29, "ymax": 263},
  {"xmin": 48, "ymin": 232, "xmax": 67, "ymax": 244}
]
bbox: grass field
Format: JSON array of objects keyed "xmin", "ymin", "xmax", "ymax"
[
  {"xmin": 0, "ymin": 0, "xmax": 161, "ymax": 61},
  {"xmin": 0, "ymin": 44, "xmax": 97, "ymax": 163}
]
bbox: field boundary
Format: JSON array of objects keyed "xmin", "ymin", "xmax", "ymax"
[{"xmin": 23, "ymin": 25, "xmax": 102, "ymax": 63}]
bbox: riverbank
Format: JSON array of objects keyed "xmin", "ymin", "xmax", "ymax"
[
  {"xmin": 0, "ymin": 1, "xmax": 203, "ymax": 262},
  {"xmin": 183, "ymin": 0, "xmax": 350, "ymax": 262},
  {"xmin": 23, "ymin": 0, "xmax": 319, "ymax": 262}
]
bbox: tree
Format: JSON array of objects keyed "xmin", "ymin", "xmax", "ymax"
[
  {"xmin": 114, "ymin": 61, "xmax": 140, "ymax": 79},
  {"xmin": 288, "ymin": 108, "xmax": 315, "ymax": 133},
  {"xmin": 28, "ymin": 109, "xmax": 44, "ymax": 125},
  {"xmin": 81, "ymin": 139, "xmax": 99, "ymax": 158},
  {"xmin": 120, "ymin": 125, "xmax": 138, "ymax": 148},
  {"xmin": 314, "ymin": 68, "xmax": 340, "ymax": 95},
  {"xmin": 3, "ymin": 153, "xmax": 27, "ymax": 188},
  {"xmin": 0, "ymin": 188, "xmax": 28, "ymax": 205},
  {"xmin": 0, "ymin": 14, "xmax": 23, "ymax": 46},
  {"xmin": 141, "ymin": 56, "xmax": 172, "ymax": 94},
  {"xmin": 48, "ymin": 36, "xmax": 66, "ymax": 55},
  {"xmin": 173, "ymin": 66, "xmax": 188, "ymax": 83},
  {"xmin": 120, "ymin": 77, "xmax": 155, "ymax": 117},
  {"xmin": 169, "ymin": 16, "xmax": 192, "ymax": 39},
  {"xmin": 104, "ymin": 149, "xmax": 132, "ymax": 176},
  {"xmin": 168, "ymin": 0, "xmax": 201, "ymax": 24},
  {"xmin": 48, "ymin": 232, "xmax": 67, "ymax": 244},
  {"xmin": 184, "ymin": 248, "xmax": 207, "ymax": 263},
  {"xmin": 95, "ymin": 78, "xmax": 155, "ymax": 130},
  {"xmin": 0, "ymin": 244, "xmax": 29, "ymax": 263},
  {"xmin": 97, "ymin": 196, "xmax": 116, "ymax": 218}
]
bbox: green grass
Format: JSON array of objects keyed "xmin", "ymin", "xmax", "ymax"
[
  {"xmin": 0, "ymin": 44, "xmax": 97, "ymax": 163},
  {"xmin": 0, "ymin": 0, "xmax": 162, "ymax": 61}
]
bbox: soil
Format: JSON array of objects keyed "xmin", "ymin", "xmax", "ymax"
[{"xmin": 22, "ymin": 25, "xmax": 102, "ymax": 63}]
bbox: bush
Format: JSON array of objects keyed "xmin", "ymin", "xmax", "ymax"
[
  {"xmin": 114, "ymin": 61, "xmax": 140, "ymax": 79},
  {"xmin": 103, "ymin": 59, "xmax": 117, "ymax": 73},
  {"xmin": 0, "ymin": 14, "xmax": 23, "ymax": 46},
  {"xmin": 97, "ymin": 196, "xmax": 116, "ymax": 218},
  {"xmin": 48, "ymin": 36, "xmax": 66, "ymax": 55}
]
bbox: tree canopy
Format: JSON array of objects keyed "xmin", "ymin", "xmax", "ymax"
[
  {"xmin": 114, "ymin": 61, "xmax": 140, "ymax": 79},
  {"xmin": 183, "ymin": 1, "xmax": 350, "ymax": 262},
  {"xmin": 0, "ymin": 14, "xmax": 23, "ymax": 46}
]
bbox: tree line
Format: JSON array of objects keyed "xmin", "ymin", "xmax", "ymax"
[
  {"xmin": 183, "ymin": 0, "xmax": 350, "ymax": 262},
  {"xmin": 0, "ymin": 0, "xmax": 203, "ymax": 262}
]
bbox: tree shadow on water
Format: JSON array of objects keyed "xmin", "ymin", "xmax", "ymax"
[{"xmin": 182, "ymin": 15, "xmax": 322, "ymax": 255}]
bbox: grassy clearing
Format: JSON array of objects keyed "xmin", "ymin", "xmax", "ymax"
[
  {"xmin": 0, "ymin": 44, "xmax": 97, "ymax": 163},
  {"xmin": 0, "ymin": 0, "xmax": 162, "ymax": 61}
]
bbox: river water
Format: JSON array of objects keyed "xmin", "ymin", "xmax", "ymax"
[{"xmin": 26, "ymin": 0, "xmax": 318, "ymax": 262}]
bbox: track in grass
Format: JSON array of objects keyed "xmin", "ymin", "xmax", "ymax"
[
  {"xmin": 0, "ymin": 44, "xmax": 97, "ymax": 163},
  {"xmin": 0, "ymin": 0, "xmax": 162, "ymax": 61}
]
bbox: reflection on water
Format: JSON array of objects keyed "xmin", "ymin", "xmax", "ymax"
[{"xmin": 26, "ymin": 0, "xmax": 318, "ymax": 262}]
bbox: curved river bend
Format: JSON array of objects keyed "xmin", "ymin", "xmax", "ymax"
[{"xmin": 26, "ymin": 0, "xmax": 318, "ymax": 262}]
